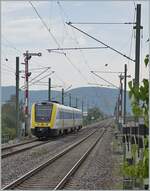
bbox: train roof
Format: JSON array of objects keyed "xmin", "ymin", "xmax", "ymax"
[
  {"xmin": 33, "ymin": 101, "xmax": 82, "ymax": 113},
  {"xmin": 54, "ymin": 102, "xmax": 82, "ymax": 112}
]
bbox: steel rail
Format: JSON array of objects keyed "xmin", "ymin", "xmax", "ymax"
[
  {"xmin": 2, "ymin": 129, "xmax": 97, "ymax": 190},
  {"xmin": 2, "ymin": 139, "xmax": 37, "ymax": 151},
  {"xmin": 54, "ymin": 129, "xmax": 106, "ymax": 190},
  {"xmin": 2, "ymin": 140, "xmax": 51, "ymax": 159}
]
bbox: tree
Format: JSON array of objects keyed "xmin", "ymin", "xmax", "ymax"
[
  {"xmin": 128, "ymin": 54, "xmax": 149, "ymax": 127},
  {"xmin": 123, "ymin": 55, "xmax": 149, "ymax": 188},
  {"xmin": 2, "ymin": 95, "xmax": 25, "ymax": 140},
  {"xmin": 84, "ymin": 107, "xmax": 104, "ymax": 124}
]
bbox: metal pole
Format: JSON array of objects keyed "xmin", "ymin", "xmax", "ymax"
[
  {"xmin": 124, "ymin": 64, "xmax": 127, "ymax": 124},
  {"xmin": 134, "ymin": 4, "xmax": 142, "ymax": 87},
  {"xmin": 48, "ymin": 78, "xmax": 51, "ymax": 101},
  {"xmin": 62, "ymin": 88, "xmax": 64, "ymax": 105},
  {"xmin": 24, "ymin": 51, "xmax": 29, "ymax": 136},
  {"xmin": 23, "ymin": 51, "xmax": 41, "ymax": 136},
  {"xmin": 69, "ymin": 93, "xmax": 71, "ymax": 107},
  {"xmin": 16, "ymin": 57, "xmax": 20, "ymax": 138}
]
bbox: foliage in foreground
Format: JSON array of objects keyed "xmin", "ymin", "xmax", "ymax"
[
  {"xmin": 2, "ymin": 95, "xmax": 24, "ymax": 140},
  {"xmin": 123, "ymin": 55, "xmax": 149, "ymax": 186}
]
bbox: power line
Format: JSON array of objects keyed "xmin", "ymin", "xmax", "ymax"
[
  {"xmin": 28, "ymin": 67, "xmax": 51, "ymax": 83},
  {"xmin": 30, "ymin": 66, "xmax": 51, "ymax": 71},
  {"xmin": 2, "ymin": 35, "xmax": 49, "ymax": 69},
  {"xmin": 57, "ymin": 1, "xmax": 114, "ymax": 108},
  {"xmin": 57, "ymin": 1, "xmax": 105, "ymax": 86},
  {"xmin": 29, "ymin": 1, "xmax": 89, "ymax": 84},
  {"xmin": 65, "ymin": 54, "xmax": 89, "ymax": 82},
  {"xmin": 127, "ymin": 4, "xmax": 136, "ymax": 71},
  {"xmin": 28, "ymin": 1, "xmax": 64, "ymax": 50},
  {"xmin": 91, "ymin": 71, "xmax": 123, "ymax": 74},
  {"xmin": 29, "ymin": 71, "xmax": 55, "ymax": 87},
  {"xmin": 47, "ymin": 46, "xmax": 108, "ymax": 51},
  {"xmin": 2, "ymin": 67, "xmax": 15, "ymax": 74},
  {"xmin": 69, "ymin": 22, "xmax": 136, "ymax": 25},
  {"xmin": 2, "ymin": 35, "xmax": 22, "ymax": 53},
  {"xmin": 91, "ymin": 71, "xmax": 118, "ymax": 88},
  {"xmin": 66, "ymin": 22, "xmax": 135, "ymax": 62},
  {"xmin": 88, "ymin": 83, "xmax": 112, "ymax": 87}
]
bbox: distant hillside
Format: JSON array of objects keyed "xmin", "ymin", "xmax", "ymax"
[{"xmin": 1, "ymin": 86, "xmax": 131, "ymax": 115}]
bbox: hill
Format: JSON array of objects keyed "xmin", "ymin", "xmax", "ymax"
[{"xmin": 1, "ymin": 86, "xmax": 131, "ymax": 115}]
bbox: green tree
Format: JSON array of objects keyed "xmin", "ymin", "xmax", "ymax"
[
  {"xmin": 84, "ymin": 107, "xmax": 104, "ymax": 124},
  {"xmin": 124, "ymin": 55, "xmax": 149, "ymax": 187},
  {"xmin": 128, "ymin": 54, "xmax": 149, "ymax": 127},
  {"xmin": 2, "ymin": 95, "xmax": 25, "ymax": 140}
]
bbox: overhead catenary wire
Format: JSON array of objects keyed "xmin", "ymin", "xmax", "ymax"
[
  {"xmin": 28, "ymin": 1, "xmax": 63, "ymax": 50},
  {"xmin": 57, "ymin": 1, "xmax": 117, "ymax": 109},
  {"xmin": 28, "ymin": 67, "xmax": 51, "ymax": 83},
  {"xmin": 47, "ymin": 46, "xmax": 108, "ymax": 51},
  {"xmin": 59, "ymin": 3, "xmax": 131, "ymax": 107},
  {"xmin": 58, "ymin": 1, "xmax": 116, "ymax": 110},
  {"xmin": 30, "ymin": 66, "xmax": 51, "ymax": 71},
  {"xmin": 1, "ymin": 35, "xmax": 50, "ymax": 71},
  {"xmin": 91, "ymin": 71, "xmax": 119, "ymax": 89},
  {"xmin": 28, "ymin": 71, "xmax": 55, "ymax": 87},
  {"xmin": 2, "ymin": 67, "xmax": 15, "ymax": 75},
  {"xmin": 69, "ymin": 22, "xmax": 136, "ymax": 25},
  {"xmin": 91, "ymin": 71, "xmax": 123, "ymax": 74},
  {"xmin": 29, "ymin": 1, "xmax": 89, "ymax": 84},
  {"xmin": 66, "ymin": 22, "xmax": 135, "ymax": 63},
  {"xmin": 127, "ymin": 4, "xmax": 136, "ymax": 71}
]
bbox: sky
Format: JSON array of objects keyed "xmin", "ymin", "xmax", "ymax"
[{"xmin": 1, "ymin": 1, "xmax": 149, "ymax": 91}]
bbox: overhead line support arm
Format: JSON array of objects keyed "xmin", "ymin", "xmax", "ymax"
[{"xmin": 66, "ymin": 22, "xmax": 135, "ymax": 62}]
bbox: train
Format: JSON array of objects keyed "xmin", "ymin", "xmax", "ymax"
[{"xmin": 31, "ymin": 101, "xmax": 83, "ymax": 138}]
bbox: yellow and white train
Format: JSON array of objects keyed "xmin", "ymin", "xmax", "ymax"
[{"xmin": 31, "ymin": 101, "xmax": 83, "ymax": 138}]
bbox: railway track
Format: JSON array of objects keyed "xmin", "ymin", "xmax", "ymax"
[
  {"xmin": 2, "ymin": 138, "xmax": 37, "ymax": 151},
  {"xmin": 3, "ymin": 128, "xmax": 106, "ymax": 190},
  {"xmin": 1, "ymin": 139, "xmax": 52, "ymax": 159}
]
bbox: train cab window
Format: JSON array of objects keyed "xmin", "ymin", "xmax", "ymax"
[{"xmin": 35, "ymin": 103, "xmax": 53, "ymax": 122}]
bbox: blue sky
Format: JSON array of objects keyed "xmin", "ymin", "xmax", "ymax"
[{"xmin": 1, "ymin": 1, "xmax": 149, "ymax": 91}]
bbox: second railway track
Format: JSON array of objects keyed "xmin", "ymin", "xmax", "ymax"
[
  {"xmin": 1, "ymin": 139, "xmax": 53, "ymax": 159},
  {"xmin": 3, "ymin": 128, "xmax": 106, "ymax": 190}
]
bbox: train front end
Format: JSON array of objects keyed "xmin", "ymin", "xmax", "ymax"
[{"xmin": 31, "ymin": 102, "xmax": 56, "ymax": 138}]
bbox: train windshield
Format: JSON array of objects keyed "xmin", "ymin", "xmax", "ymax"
[{"xmin": 35, "ymin": 103, "xmax": 53, "ymax": 122}]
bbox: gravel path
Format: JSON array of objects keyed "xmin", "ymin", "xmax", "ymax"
[{"xmin": 64, "ymin": 126, "xmax": 123, "ymax": 190}]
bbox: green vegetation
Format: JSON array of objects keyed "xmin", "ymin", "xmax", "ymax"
[
  {"xmin": 123, "ymin": 55, "xmax": 149, "ymax": 188},
  {"xmin": 83, "ymin": 107, "xmax": 104, "ymax": 125},
  {"xmin": 2, "ymin": 95, "xmax": 24, "ymax": 141}
]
